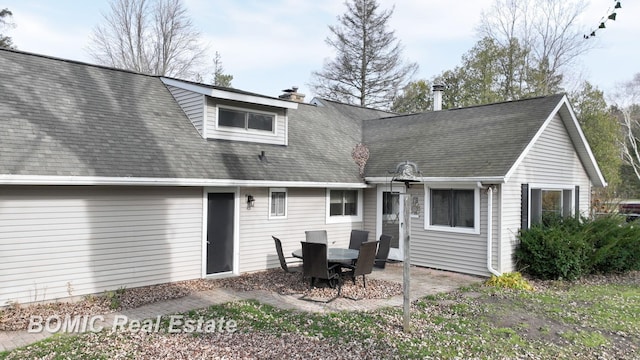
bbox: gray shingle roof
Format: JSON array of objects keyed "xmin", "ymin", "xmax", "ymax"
[
  {"xmin": 311, "ymin": 98, "xmax": 397, "ymax": 121},
  {"xmin": 362, "ymin": 94, "xmax": 566, "ymax": 178},
  {"xmin": 1, "ymin": 49, "xmax": 592, "ymax": 186},
  {"xmin": 0, "ymin": 49, "xmax": 364, "ymax": 183}
]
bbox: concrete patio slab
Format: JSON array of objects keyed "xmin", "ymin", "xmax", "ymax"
[{"xmin": 0, "ymin": 265, "xmax": 484, "ymax": 352}]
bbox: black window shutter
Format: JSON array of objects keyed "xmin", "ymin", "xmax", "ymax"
[
  {"xmin": 521, "ymin": 184, "xmax": 529, "ymax": 229},
  {"xmin": 575, "ymin": 185, "xmax": 580, "ymax": 217}
]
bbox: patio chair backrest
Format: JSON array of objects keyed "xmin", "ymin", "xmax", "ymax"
[
  {"xmin": 301, "ymin": 241, "xmax": 331, "ymax": 279},
  {"xmin": 353, "ymin": 241, "xmax": 378, "ymax": 277},
  {"xmin": 305, "ymin": 230, "xmax": 328, "ymax": 244},
  {"xmin": 348, "ymin": 230, "xmax": 369, "ymax": 250},
  {"xmin": 375, "ymin": 234, "xmax": 392, "ymax": 269},
  {"xmin": 272, "ymin": 236, "xmax": 290, "ymax": 272}
]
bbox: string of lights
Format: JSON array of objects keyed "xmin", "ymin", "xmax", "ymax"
[{"xmin": 584, "ymin": 1, "xmax": 622, "ymax": 39}]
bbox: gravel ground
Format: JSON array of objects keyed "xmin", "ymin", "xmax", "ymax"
[
  {"xmin": 21, "ymin": 330, "xmax": 396, "ymax": 360},
  {"xmin": 1, "ymin": 271, "xmax": 638, "ymax": 359},
  {"xmin": 0, "ymin": 268, "xmax": 402, "ymax": 331}
]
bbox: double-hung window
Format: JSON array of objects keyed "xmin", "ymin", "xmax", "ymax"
[
  {"xmin": 326, "ymin": 189, "xmax": 363, "ymax": 223},
  {"xmin": 218, "ymin": 106, "xmax": 275, "ymax": 133},
  {"xmin": 269, "ymin": 188, "xmax": 287, "ymax": 219},
  {"xmin": 426, "ymin": 186, "xmax": 479, "ymax": 234}
]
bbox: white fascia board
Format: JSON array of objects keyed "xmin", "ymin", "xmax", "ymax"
[
  {"xmin": 365, "ymin": 176, "xmax": 505, "ymax": 184},
  {"xmin": 161, "ymin": 78, "xmax": 298, "ymax": 109},
  {"xmin": 558, "ymin": 96, "xmax": 607, "ymax": 187},
  {"xmin": 503, "ymin": 100, "xmax": 561, "ymax": 183},
  {"xmin": 503, "ymin": 96, "xmax": 607, "ymax": 187},
  {"xmin": 0, "ymin": 175, "xmax": 367, "ymax": 188}
]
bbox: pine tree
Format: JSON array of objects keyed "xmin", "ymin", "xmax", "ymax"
[{"xmin": 310, "ymin": 0, "xmax": 417, "ymax": 109}]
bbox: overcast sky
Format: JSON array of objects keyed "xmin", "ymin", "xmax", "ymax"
[{"xmin": 3, "ymin": 0, "xmax": 637, "ymax": 101}]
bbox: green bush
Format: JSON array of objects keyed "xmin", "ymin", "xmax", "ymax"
[
  {"xmin": 586, "ymin": 216, "xmax": 640, "ymax": 273},
  {"xmin": 516, "ymin": 224, "xmax": 589, "ymax": 280},
  {"xmin": 515, "ymin": 214, "xmax": 640, "ymax": 280}
]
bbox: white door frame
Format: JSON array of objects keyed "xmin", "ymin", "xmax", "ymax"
[
  {"xmin": 201, "ymin": 187, "xmax": 240, "ymax": 278},
  {"xmin": 376, "ymin": 183, "xmax": 406, "ymax": 261}
]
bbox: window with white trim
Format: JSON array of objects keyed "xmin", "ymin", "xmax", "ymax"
[
  {"xmin": 218, "ymin": 106, "xmax": 275, "ymax": 133},
  {"xmin": 529, "ymin": 186, "xmax": 575, "ymax": 225},
  {"xmin": 326, "ymin": 189, "xmax": 363, "ymax": 223},
  {"xmin": 425, "ymin": 185, "xmax": 480, "ymax": 234},
  {"xmin": 269, "ymin": 188, "xmax": 287, "ymax": 219}
]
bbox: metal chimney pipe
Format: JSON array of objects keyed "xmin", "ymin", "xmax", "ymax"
[{"xmin": 432, "ymin": 84, "xmax": 445, "ymax": 111}]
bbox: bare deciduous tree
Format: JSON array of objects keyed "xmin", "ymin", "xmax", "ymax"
[
  {"xmin": 478, "ymin": 0, "xmax": 593, "ymax": 95},
  {"xmin": 612, "ymin": 74, "xmax": 640, "ymax": 184},
  {"xmin": 0, "ymin": 8, "xmax": 15, "ymax": 49},
  {"xmin": 88, "ymin": 0, "xmax": 206, "ymax": 79},
  {"xmin": 310, "ymin": 0, "xmax": 417, "ymax": 109}
]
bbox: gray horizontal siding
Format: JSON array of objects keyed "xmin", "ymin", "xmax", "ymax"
[
  {"xmin": 206, "ymin": 98, "xmax": 287, "ymax": 145},
  {"xmin": 0, "ymin": 186, "xmax": 203, "ymax": 305},
  {"xmin": 166, "ymin": 85, "xmax": 205, "ymax": 136},
  {"xmin": 237, "ymin": 187, "xmax": 364, "ymax": 273},
  {"xmin": 501, "ymin": 113, "xmax": 592, "ymax": 272},
  {"xmin": 410, "ymin": 186, "xmax": 492, "ymax": 276},
  {"xmin": 362, "ymin": 188, "xmax": 377, "ymax": 240}
]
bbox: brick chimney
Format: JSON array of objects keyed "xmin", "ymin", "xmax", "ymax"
[
  {"xmin": 432, "ymin": 84, "xmax": 445, "ymax": 111},
  {"xmin": 279, "ymin": 86, "xmax": 305, "ymax": 102}
]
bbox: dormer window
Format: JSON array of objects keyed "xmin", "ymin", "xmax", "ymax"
[{"xmin": 218, "ymin": 106, "xmax": 275, "ymax": 133}]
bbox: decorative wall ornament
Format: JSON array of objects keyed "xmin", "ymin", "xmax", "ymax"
[{"xmin": 352, "ymin": 143, "xmax": 370, "ymax": 177}]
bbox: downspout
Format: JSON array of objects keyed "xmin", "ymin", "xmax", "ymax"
[{"xmin": 487, "ymin": 186, "xmax": 501, "ymax": 276}]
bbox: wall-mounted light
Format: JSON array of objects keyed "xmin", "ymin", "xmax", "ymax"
[{"xmin": 247, "ymin": 194, "xmax": 255, "ymax": 209}]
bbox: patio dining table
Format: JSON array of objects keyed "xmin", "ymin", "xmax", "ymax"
[{"xmin": 292, "ymin": 248, "xmax": 359, "ymax": 263}]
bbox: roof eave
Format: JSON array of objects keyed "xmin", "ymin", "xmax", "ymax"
[
  {"xmin": 161, "ymin": 77, "xmax": 298, "ymax": 109},
  {"xmin": 365, "ymin": 176, "xmax": 506, "ymax": 184},
  {"xmin": 0, "ymin": 175, "xmax": 368, "ymax": 188},
  {"xmin": 503, "ymin": 95, "xmax": 607, "ymax": 188}
]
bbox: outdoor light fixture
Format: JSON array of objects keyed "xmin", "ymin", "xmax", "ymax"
[
  {"xmin": 615, "ymin": 1, "xmax": 621, "ymax": 9},
  {"xmin": 247, "ymin": 194, "xmax": 255, "ymax": 209},
  {"xmin": 608, "ymin": 12, "xmax": 617, "ymax": 21},
  {"xmin": 390, "ymin": 161, "xmax": 422, "ymax": 188},
  {"xmin": 599, "ymin": 22, "xmax": 606, "ymax": 29}
]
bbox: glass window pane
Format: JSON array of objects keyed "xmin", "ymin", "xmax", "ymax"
[
  {"xmin": 271, "ymin": 192, "xmax": 285, "ymax": 216},
  {"xmin": 562, "ymin": 189, "xmax": 573, "ymax": 217},
  {"xmin": 383, "ymin": 192, "xmax": 399, "ymax": 215},
  {"xmin": 542, "ymin": 190, "xmax": 562, "ymax": 217},
  {"xmin": 248, "ymin": 113, "xmax": 273, "ymax": 131},
  {"xmin": 330, "ymin": 190, "xmax": 343, "ymax": 216},
  {"xmin": 219, "ymin": 108, "xmax": 245, "ymax": 128},
  {"xmin": 453, "ymin": 190, "xmax": 474, "ymax": 227},
  {"xmin": 270, "ymin": 194, "xmax": 276, "ymax": 215},
  {"xmin": 431, "ymin": 189, "xmax": 451, "ymax": 226},
  {"xmin": 344, "ymin": 190, "xmax": 357, "ymax": 216}
]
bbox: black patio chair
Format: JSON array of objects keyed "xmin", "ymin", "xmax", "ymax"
[
  {"xmin": 272, "ymin": 236, "xmax": 302, "ymax": 273},
  {"xmin": 300, "ymin": 241, "xmax": 342, "ymax": 302},
  {"xmin": 342, "ymin": 240, "xmax": 378, "ymax": 288},
  {"xmin": 348, "ymin": 230, "xmax": 369, "ymax": 250},
  {"xmin": 374, "ymin": 234, "xmax": 392, "ymax": 269},
  {"xmin": 305, "ymin": 230, "xmax": 328, "ymax": 244}
]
